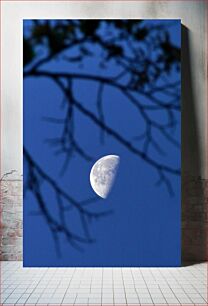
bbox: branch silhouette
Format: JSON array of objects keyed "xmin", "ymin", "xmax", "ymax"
[
  {"xmin": 23, "ymin": 19, "xmax": 181, "ymax": 254},
  {"xmin": 24, "ymin": 69, "xmax": 180, "ymax": 193},
  {"xmin": 24, "ymin": 147, "xmax": 112, "ymax": 255}
]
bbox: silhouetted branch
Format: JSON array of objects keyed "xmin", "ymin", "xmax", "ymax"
[
  {"xmin": 51, "ymin": 76, "xmax": 180, "ymax": 195},
  {"xmin": 44, "ymin": 82, "xmax": 93, "ymax": 175},
  {"xmin": 25, "ymin": 69, "xmax": 180, "ymax": 179},
  {"xmin": 97, "ymin": 83, "xmax": 105, "ymax": 144},
  {"xmin": 24, "ymin": 147, "xmax": 112, "ymax": 255}
]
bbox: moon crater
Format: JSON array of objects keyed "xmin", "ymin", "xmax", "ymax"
[{"xmin": 90, "ymin": 155, "xmax": 120, "ymax": 199}]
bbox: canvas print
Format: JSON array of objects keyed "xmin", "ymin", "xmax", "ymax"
[{"xmin": 23, "ymin": 19, "xmax": 181, "ymax": 267}]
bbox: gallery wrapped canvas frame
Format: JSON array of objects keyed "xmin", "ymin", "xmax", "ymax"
[{"xmin": 23, "ymin": 19, "xmax": 181, "ymax": 267}]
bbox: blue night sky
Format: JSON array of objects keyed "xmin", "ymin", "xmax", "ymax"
[{"xmin": 23, "ymin": 19, "xmax": 181, "ymax": 267}]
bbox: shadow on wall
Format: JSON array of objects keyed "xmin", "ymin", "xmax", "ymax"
[{"xmin": 181, "ymin": 25, "xmax": 208, "ymax": 265}]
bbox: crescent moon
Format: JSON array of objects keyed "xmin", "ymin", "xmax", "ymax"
[{"xmin": 90, "ymin": 155, "xmax": 120, "ymax": 199}]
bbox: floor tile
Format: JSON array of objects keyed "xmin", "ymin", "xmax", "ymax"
[{"xmin": 0, "ymin": 261, "xmax": 207, "ymax": 305}]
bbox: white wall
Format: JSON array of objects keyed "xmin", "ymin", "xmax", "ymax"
[{"xmin": 1, "ymin": 1, "xmax": 207, "ymax": 179}]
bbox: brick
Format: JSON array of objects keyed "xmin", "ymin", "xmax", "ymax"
[
  {"xmin": 182, "ymin": 176, "xmax": 208, "ymax": 262},
  {"xmin": 0, "ymin": 179, "xmax": 23, "ymax": 261}
]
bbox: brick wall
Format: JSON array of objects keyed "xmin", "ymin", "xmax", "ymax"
[
  {"xmin": 182, "ymin": 176, "xmax": 208, "ymax": 263},
  {"xmin": 0, "ymin": 174, "xmax": 207, "ymax": 263},
  {"xmin": 0, "ymin": 178, "xmax": 22, "ymax": 261}
]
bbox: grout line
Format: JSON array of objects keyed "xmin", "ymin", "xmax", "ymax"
[
  {"xmin": 112, "ymin": 268, "xmax": 115, "ymax": 306},
  {"xmin": 63, "ymin": 267, "xmax": 76, "ymax": 304},
  {"xmin": 167, "ymin": 267, "xmax": 206, "ymax": 303},
  {"xmin": 155, "ymin": 268, "xmax": 181, "ymax": 304},
  {"xmin": 101, "ymin": 267, "xmax": 103, "ymax": 305},
  {"xmin": 140, "ymin": 268, "xmax": 154, "ymax": 305},
  {"xmin": 0, "ymin": 262, "xmax": 207, "ymax": 306},
  {"xmin": 130, "ymin": 268, "xmax": 141, "ymax": 305},
  {"xmin": 121, "ymin": 268, "xmax": 127, "ymax": 305}
]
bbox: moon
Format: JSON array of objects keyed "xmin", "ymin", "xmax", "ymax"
[{"xmin": 90, "ymin": 155, "xmax": 120, "ymax": 199}]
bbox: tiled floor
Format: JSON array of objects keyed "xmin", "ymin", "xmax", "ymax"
[{"xmin": 0, "ymin": 261, "xmax": 207, "ymax": 305}]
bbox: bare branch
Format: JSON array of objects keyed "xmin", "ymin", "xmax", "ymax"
[
  {"xmin": 24, "ymin": 147, "xmax": 113, "ymax": 254},
  {"xmin": 97, "ymin": 83, "xmax": 105, "ymax": 144}
]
